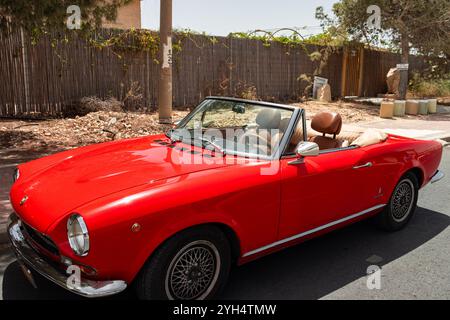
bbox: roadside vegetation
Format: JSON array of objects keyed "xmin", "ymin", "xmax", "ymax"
[
  {"xmin": 317, "ymin": 0, "xmax": 450, "ymax": 100},
  {"xmin": 409, "ymin": 74, "xmax": 450, "ymax": 98}
]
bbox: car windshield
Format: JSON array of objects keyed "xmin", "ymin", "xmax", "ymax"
[{"xmin": 169, "ymin": 99, "xmax": 294, "ymax": 158}]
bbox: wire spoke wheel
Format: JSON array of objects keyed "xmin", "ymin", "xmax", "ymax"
[
  {"xmin": 165, "ymin": 240, "xmax": 221, "ymax": 300},
  {"xmin": 391, "ymin": 179, "xmax": 415, "ymax": 222}
]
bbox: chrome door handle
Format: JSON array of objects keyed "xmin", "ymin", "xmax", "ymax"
[{"xmin": 353, "ymin": 162, "xmax": 373, "ymax": 169}]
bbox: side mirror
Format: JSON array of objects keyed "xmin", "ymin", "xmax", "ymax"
[{"xmin": 295, "ymin": 141, "xmax": 319, "ymax": 157}]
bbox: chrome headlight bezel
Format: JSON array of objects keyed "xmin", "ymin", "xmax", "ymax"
[
  {"xmin": 67, "ymin": 214, "xmax": 90, "ymax": 257},
  {"xmin": 13, "ymin": 168, "xmax": 20, "ymax": 182}
]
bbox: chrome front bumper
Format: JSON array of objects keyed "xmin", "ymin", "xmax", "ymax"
[
  {"xmin": 8, "ymin": 217, "xmax": 127, "ymax": 298},
  {"xmin": 430, "ymin": 170, "xmax": 445, "ymax": 184}
]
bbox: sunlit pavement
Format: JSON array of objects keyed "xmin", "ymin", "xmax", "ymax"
[{"xmin": 1, "ymin": 147, "xmax": 449, "ymax": 300}]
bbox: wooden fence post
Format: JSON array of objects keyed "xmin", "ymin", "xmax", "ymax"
[
  {"xmin": 357, "ymin": 46, "xmax": 365, "ymax": 97},
  {"xmin": 340, "ymin": 47, "xmax": 348, "ymax": 97}
]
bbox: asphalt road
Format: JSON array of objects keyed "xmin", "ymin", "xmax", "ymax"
[{"xmin": 0, "ymin": 147, "xmax": 449, "ymax": 300}]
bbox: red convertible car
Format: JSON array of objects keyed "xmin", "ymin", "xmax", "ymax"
[{"xmin": 8, "ymin": 97, "xmax": 444, "ymax": 300}]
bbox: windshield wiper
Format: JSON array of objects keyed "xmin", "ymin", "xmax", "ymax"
[
  {"xmin": 167, "ymin": 130, "xmax": 226, "ymax": 155},
  {"xmin": 165, "ymin": 129, "xmax": 182, "ymax": 144},
  {"xmin": 195, "ymin": 136, "xmax": 226, "ymax": 155}
]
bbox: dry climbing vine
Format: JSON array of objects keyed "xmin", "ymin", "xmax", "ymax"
[{"xmin": 23, "ymin": 23, "xmax": 349, "ymax": 100}]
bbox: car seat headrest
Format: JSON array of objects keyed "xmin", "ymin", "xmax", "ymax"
[
  {"xmin": 256, "ymin": 109, "xmax": 281, "ymax": 130},
  {"xmin": 311, "ymin": 112, "xmax": 342, "ymax": 137}
]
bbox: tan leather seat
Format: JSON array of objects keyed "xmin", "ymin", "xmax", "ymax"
[
  {"xmin": 278, "ymin": 118, "xmax": 291, "ymax": 133},
  {"xmin": 271, "ymin": 118, "xmax": 292, "ymax": 151},
  {"xmin": 271, "ymin": 118, "xmax": 306, "ymax": 154},
  {"xmin": 256, "ymin": 109, "xmax": 281, "ymax": 130},
  {"xmin": 290, "ymin": 123, "xmax": 304, "ymax": 146},
  {"xmin": 238, "ymin": 109, "xmax": 281, "ymax": 155},
  {"xmin": 309, "ymin": 112, "xmax": 342, "ymax": 150}
]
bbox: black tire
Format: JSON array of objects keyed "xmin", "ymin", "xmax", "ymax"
[
  {"xmin": 376, "ymin": 172, "xmax": 419, "ymax": 231},
  {"xmin": 135, "ymin": 225, "xmax": 231, "ymax": 300}
]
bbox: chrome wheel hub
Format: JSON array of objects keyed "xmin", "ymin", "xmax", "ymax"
[
  {"xmin": 165, "ymin": 240, "xmax": 220, "ymax": 300},
  {"xmin": 391, "ymin": 179, "xmax": 414, "ymax": 222}
]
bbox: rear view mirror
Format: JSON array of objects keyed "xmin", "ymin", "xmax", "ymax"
[{"xmin": 232, "ymin": 103, "xmax": 246, "ymax": 114}]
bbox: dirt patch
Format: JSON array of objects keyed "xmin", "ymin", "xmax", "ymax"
[
  {"xmin": 437, "ymin": 97, "xmax": 450, "ymax": 106},
  {"xmin": 0, "ymin": 101, "xmax": 391, "ymax": 155},
  {"xmin": 293, "ymin": 100, "xmax": 380, "ymax": 122},
  {"xmin": 2, "ymin": 100, "xmax": 448, "ymax": 156},
  {"xmin": 0, "ymin": 110, "xmax": 189, "ymax": 154}
]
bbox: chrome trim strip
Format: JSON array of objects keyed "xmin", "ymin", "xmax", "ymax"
[
  {"xmin": 430, "ymin": 170, "xmax": 444, "ymax": 184},
  {"xmin": 273, "ymin": 108, "xmax": 302, "ymax": 160},
  {"xmin": 319, "ymin": 145, "xmax": 359, "ymax": 155},
  {"xmin": 278, "ymin": 108, "xmax": 304, "ymax": 158},
  {"xmin": 242, "ymin": 204, "xmax": 386, "ymax": 257},
  {"xmin": 206, "ymin": 96, "xmax": 298, "ymax": 111},
  {"xmin": 283, "ymin": 145, "xmax": 361, "ymax": 158}
]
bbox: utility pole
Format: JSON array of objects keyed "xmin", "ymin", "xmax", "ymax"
[
  {"xmin": 398, "ymin": 33, "xmax": 409, "ymax": 100},
  {"xmin": 158, "ymin": 0, "xmax": 173, "ymax": 124}
]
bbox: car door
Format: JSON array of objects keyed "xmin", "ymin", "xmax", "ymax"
[
  {"xmin": 277, "ymin": 147, "xmax": 371, "ymax": 240},
  {"xmin": 353, "ymin": 143, "xmax": 403, "ymax": 210}
]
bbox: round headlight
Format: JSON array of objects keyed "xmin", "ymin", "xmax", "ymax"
[
  {"xmin": 67, "ymin": 214, "xmax": 90, "ymax": 256},
  {"xmin": 13, "ymin": 168, "xmax": 20, "ymax": 182}
]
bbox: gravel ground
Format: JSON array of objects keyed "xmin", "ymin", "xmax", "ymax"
[
  {"xmin": 0, "ymin": 110, "xmax": 189, "ymax": 153},
  {"xmin": 2, "ymin": 100, "xmax": 447, "ymax": 154},
  {"xmin": 295, "ymin": 100, "xmax": 380, "ymax": 122},
  {"xmin": 0, "ymin": 101, "xmax": 379, "ymax": 154}
]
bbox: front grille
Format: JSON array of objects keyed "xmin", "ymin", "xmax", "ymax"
[{"xmin": 22, "ymin": 222, "xmax": 60, "ymax": 256}]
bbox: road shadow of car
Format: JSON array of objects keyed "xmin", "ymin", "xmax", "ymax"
[
  {"xmin": 2, "ymin": 207, "xmax": 449, "ymax": 300},
  {"xmin": 220, "ymin": 206, "xmax": 450, "ymax": 299}
]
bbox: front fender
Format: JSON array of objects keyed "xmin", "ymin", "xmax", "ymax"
[
  {"xmin": 67, "ymin": 168, "xmax": 278, "ymax": 283},
  {"xmin": 128, "ymin": 210, "xmax": 244, "ymax": 283}
]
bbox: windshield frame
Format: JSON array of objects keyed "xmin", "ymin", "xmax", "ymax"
[{"xmin": 175, "ymin": 96, "xmax": 304, "ymax": 161}]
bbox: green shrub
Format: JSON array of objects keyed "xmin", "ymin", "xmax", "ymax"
[{"xmin": 409, "ymin": 74, "xmax": 450, "ymax": 97}]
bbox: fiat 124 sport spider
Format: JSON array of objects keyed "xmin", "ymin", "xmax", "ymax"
[{"xmin": 8, "ymin": 97, "xmax": 444, "ymax": 299}]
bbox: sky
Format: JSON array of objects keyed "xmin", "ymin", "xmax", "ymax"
[{"xmin": 141, "ymin": 0, "xmax": 337, "ymax": 37}]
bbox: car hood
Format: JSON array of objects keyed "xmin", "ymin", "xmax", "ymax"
[{"xmin": 11, "ymin": 135, "xmax": 231, "ymax": 232}]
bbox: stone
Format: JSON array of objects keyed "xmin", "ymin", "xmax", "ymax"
[
  {"xmin": 114, "ymin": 123, "xmax": 126, "ymax": 131},
  {"xmin": 427, "ymin": 99, "xmax": 437, "ymax": 113},
  {"xmin": 317, "ymin": 84, "xmax": 332, "ymax": 103},
  {"xmin": 380, "ymin": 101, "xmax": 394, "ymax": 118},
  {"xmin": 394, "ymin": 100, "xmax": 406, "ymax": 117},
  {"xmin": 405, "ymin": 100, "xmax": 419, "ymax": 115},
  {"xmin": 108, "ymin": 117, "xmax": 117, "ymax": 125},
  {"xmin": 386, "ymin": 68, "xmax": 400, "ymax": 96},
  {"xmin": 419, "ymin": 100, "xmax": 429, "ymax": 115}
]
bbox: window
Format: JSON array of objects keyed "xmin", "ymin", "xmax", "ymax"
[
  {"xmin": 174, "ymin": 99, "xmax": 295, "ymax": 158},
  {"xmin": 284, "ymin": 112, "xmax": 306, "ymax": 155}
]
